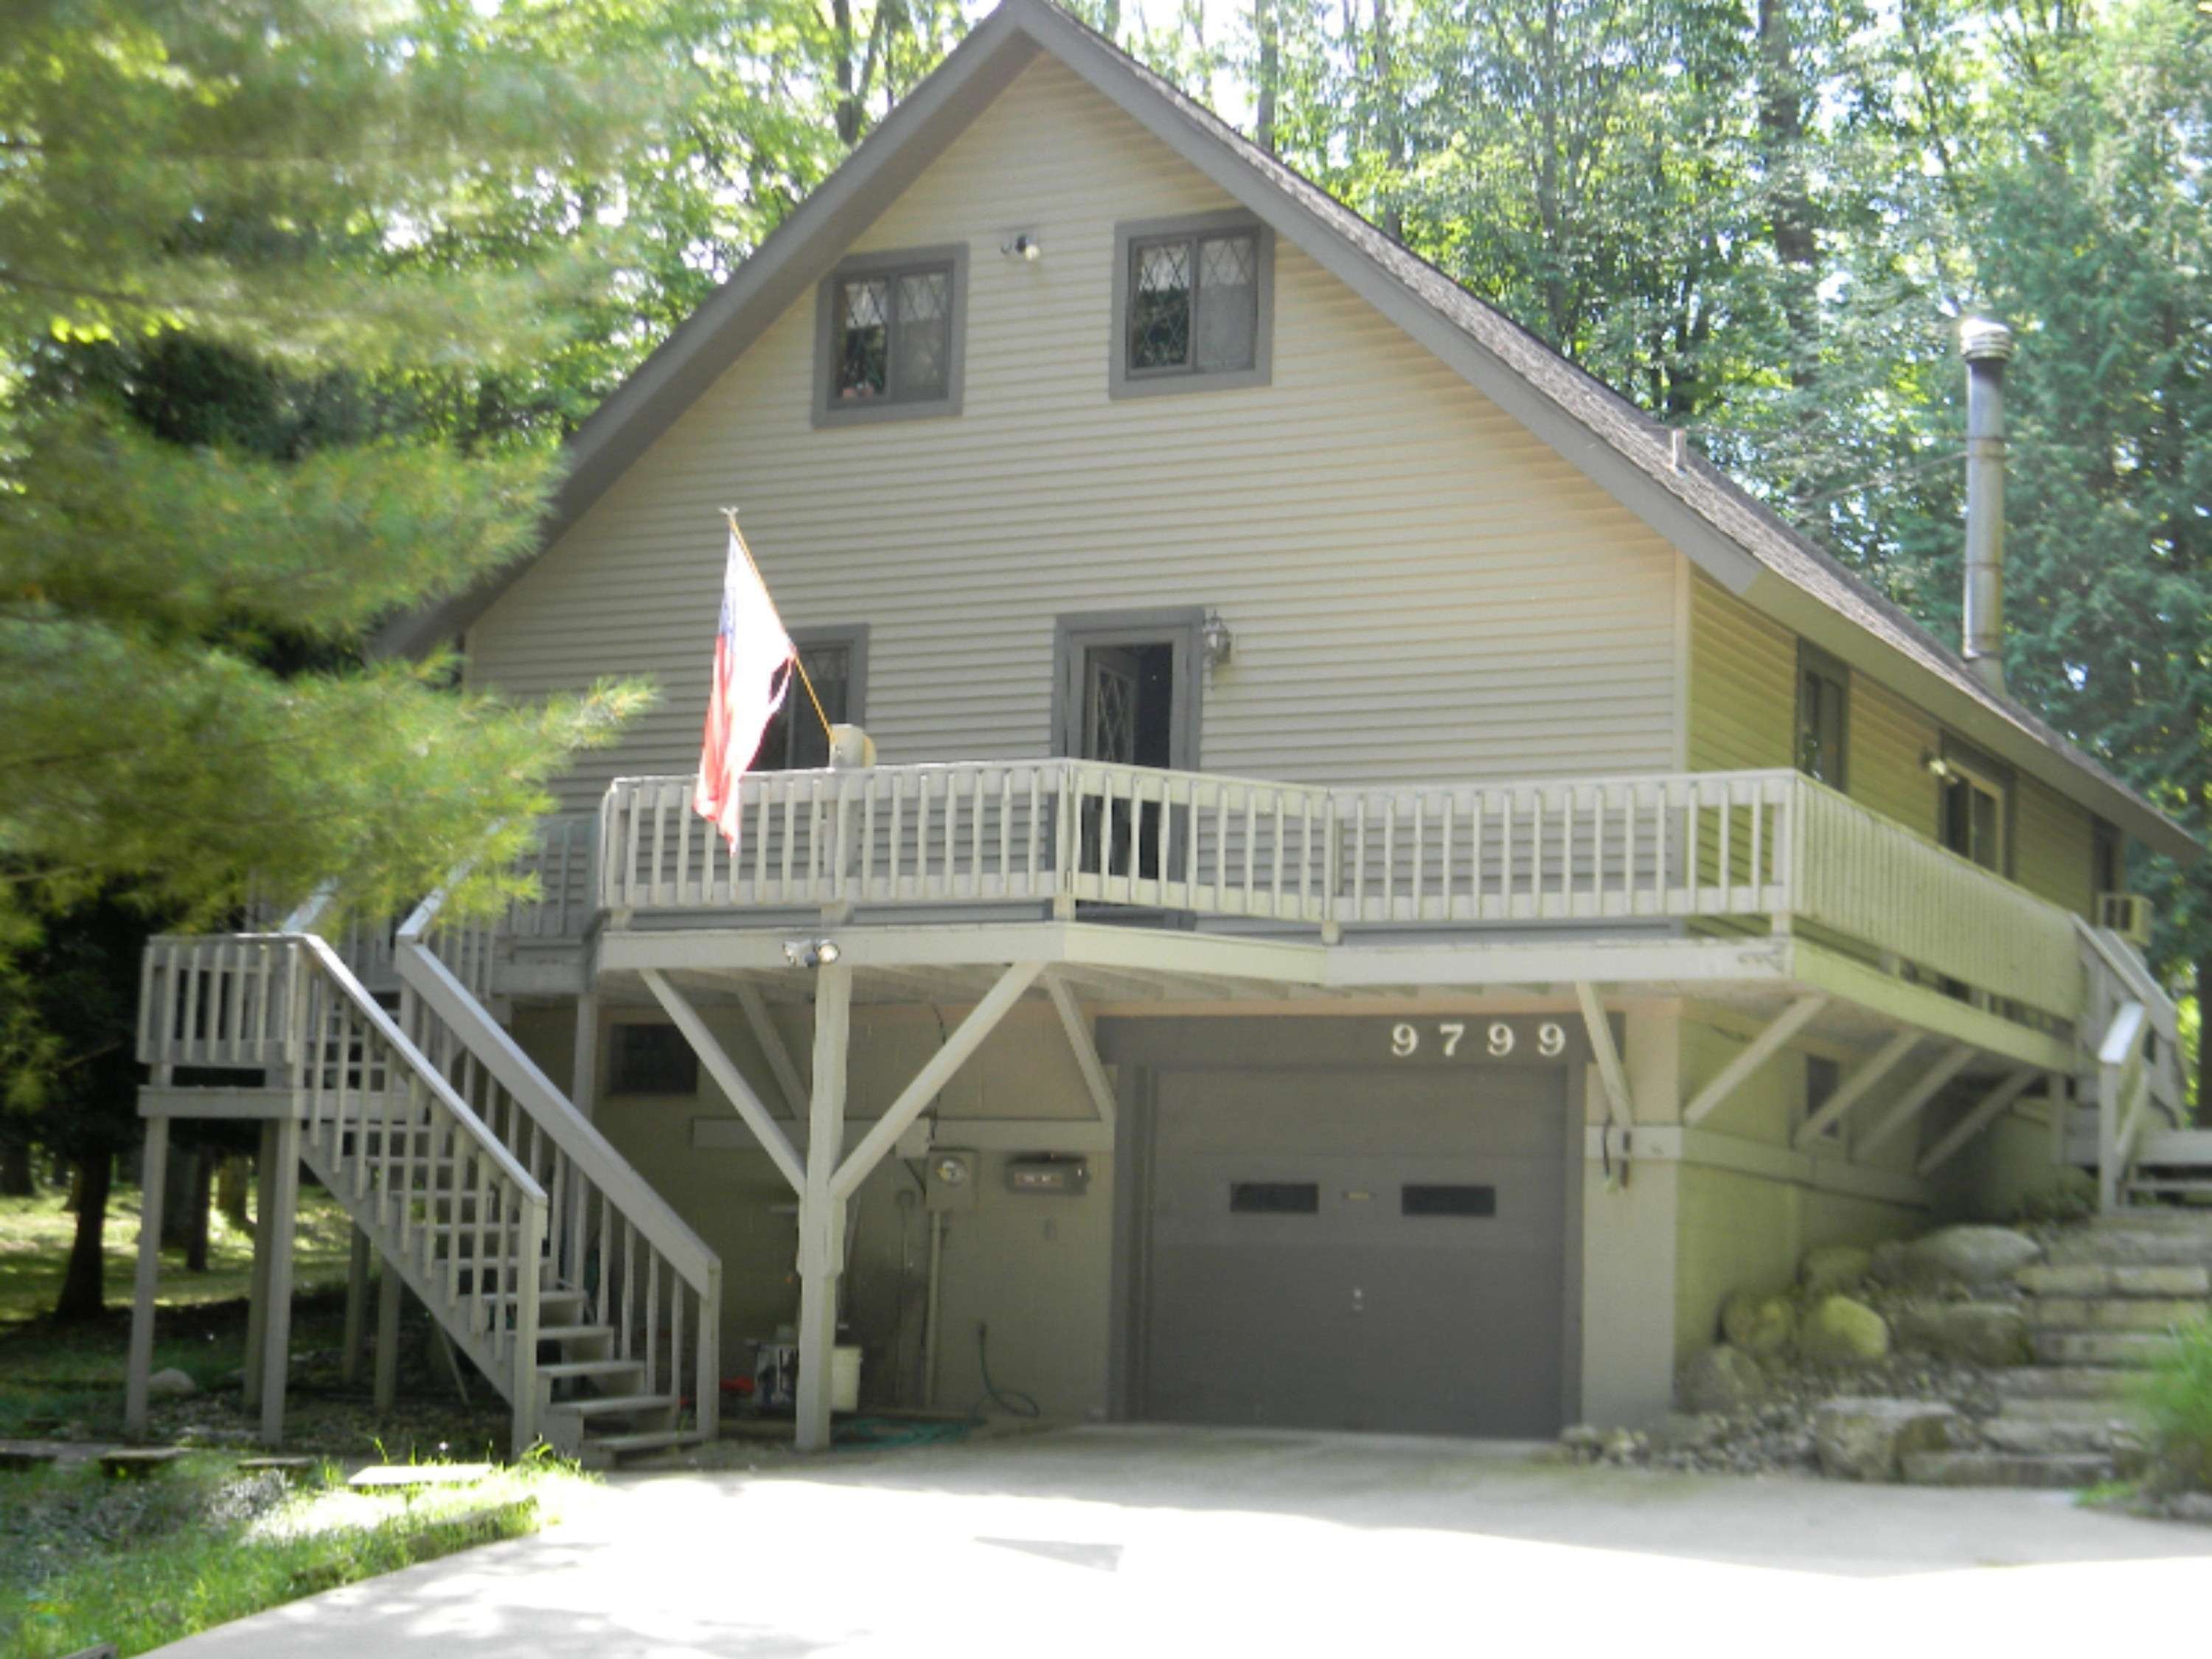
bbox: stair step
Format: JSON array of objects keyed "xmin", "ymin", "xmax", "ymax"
[
  {"xmin": 2124, "ymin": 1182, "xmax": 2212, "ymax": 1197},
  {"xmin": 1980, "ymin": 1417, "xmax": 2141, "ymax": 1457},
  {"xmin": 2025, "ymin": 1297, "xmax": 2206, "ymax": 1332},
  {"xmin": 2031, "ymin": 1331, "xmax": 2179, "ymax": 1368},
  {"xmin": 480, "ymin": 1287, "xmax": 586, "ymax": 1311},
  {"xmin": 574, "ymin": 1429, "xmax": 698, "ymax": 1469},
  {"xmin": 1989, "ymin": 1395, "xmax": 2149, "ymax": 1423},
  {"xmin": 538, "ymin": 1324, "xmax": 617, "ymax": 1344},
  {"xmin": 1901, "ymin": 1450, "xmax": 2115, "ymax": 1489},
  {"xmin": 2017, "ymin": 1265, "xmax": 2211, "ymax": 1298},
  {"xmin": 539, "ymin": 1359, "xmax": 645, "ymax": 1382},
  {"xmin": 562, "ymin": 1392, "xmax": 678, "ymax": 1419},
  {"xmin": 1993, "ymin": 1366, "xmax": 2138, "ymax": 1400},
  {"xmin": 2045, "ymin": 1231, "xmax": 2212, "ymax": 1268}
]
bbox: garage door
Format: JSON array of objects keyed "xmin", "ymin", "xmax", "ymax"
[{"xmin": 1139, "ymin": 1051, "xmax": 1571, "ymax": 1437}]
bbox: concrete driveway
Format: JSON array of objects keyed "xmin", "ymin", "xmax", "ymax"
[{"xmin": 160, "ymin": 1427, "xmax": 2212, "ymax": 1656}]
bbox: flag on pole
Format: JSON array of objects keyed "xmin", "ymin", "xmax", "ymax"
[{"xmin": 693, "ymin": 524, "xmax": 796, "ymax": 847}]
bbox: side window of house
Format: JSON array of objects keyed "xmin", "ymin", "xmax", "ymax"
[
  {"xmin": 1111, "ymin": 214, "xmax": 1273, "ymax": 397},
  {"xmin": 1937, "ymin": 745, "xmax": 2008, "ymax": 874},
  {"xmin": 757, "ymin": 627, "xmax": 868, "ymax": 771},
  {"xmin": 608, "ymin": 1023, "xmax": 698, "ymax": 1096},
  {"xmin": 814, "ymin": 246, "xmax": 966, "ymax": 424},
  {"xmin": 1795, "ymin": 644, "xmax": 1848, "ymax": 791}
]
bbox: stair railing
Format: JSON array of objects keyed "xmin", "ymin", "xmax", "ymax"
[
  {"xmin": 2074, "ymin": 917, "xmax": 2187, "ymax": 1211},
  {"xmin": 394, "ymin": 872, "xmax": 721, "ymax": 1442},
  {"xmin": 140, "ymin": 931, "xmax": 547, "ymax": 1450}
]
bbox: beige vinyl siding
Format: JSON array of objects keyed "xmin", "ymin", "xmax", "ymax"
[
  {"xmin": 1846, "ymin": 675, "xmax": 1938, "ymax": 836},
  {"xmin": 466, "ymin": 56, "xmax": 1680, "ymax": 810},
  {"xmin": 2015, "ymin": 774, "xmax": 2096, "ymax": 917},
  {"xmin": 1684, "ymin": 573, "xmax": 1793, "ymax": 773}
]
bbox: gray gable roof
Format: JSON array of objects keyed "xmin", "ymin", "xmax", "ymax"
[{"xmin": 392, "ymin": 0, "xmax": 2194, "ymax": 860}]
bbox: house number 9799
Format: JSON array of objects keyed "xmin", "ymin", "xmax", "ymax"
[{"xmin": 1389, "ymin": 1020, "xmax": 1567, "ymax": 1060}]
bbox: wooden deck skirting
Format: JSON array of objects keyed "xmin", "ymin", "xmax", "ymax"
[{"xmin": 591, "ymin": 762, "xmax": 2085, "ymax": 1028}]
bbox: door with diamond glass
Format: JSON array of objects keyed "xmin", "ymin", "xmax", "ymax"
[{"xmin": 1063, "ymin": 630, "xmax": 1188, "ymax": 886}]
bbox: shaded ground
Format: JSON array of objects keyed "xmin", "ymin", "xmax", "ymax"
[{"xmin": 149, "ymin": 1426, "xmax": 2212, "ymax": 1657}]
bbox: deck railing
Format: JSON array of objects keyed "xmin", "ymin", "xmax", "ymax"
[{"xmin": 594, "ymin": 762, "xmax": 2090, "ymax": 1020}]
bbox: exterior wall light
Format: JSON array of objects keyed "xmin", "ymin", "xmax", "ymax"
[
  {"xmin": 782, "ymin": 937, "xmax": 841, "ymax": 969},
  {"xmin": 1001, "ymin": 233, "xmax": 1042, "ymax": 262},
  {"xmin": 1921, "ymin": 751, "xmax": 1958, "ymax": 782},
  {"xmin": 1201, "ymin": 608, "xmax": 1234, "ymax": 670}
]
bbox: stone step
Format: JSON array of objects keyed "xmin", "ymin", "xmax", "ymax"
[
  {"xmin": 2016, "ymin": 1264, "xmax": 2212, "ymax": 1298},
  {"xmin": 2090, "ymin": 1208, "xmax": 2212, "ymax": 1228},
  {"xmin": 2045, "ymin": 1231, "xmax": 2212, "ymax": 1268},
  {"xmin": 1901, "ymin": 1450, "xmax": 2115, "ymax": 1489},
  {"xmin": 1992, "ymin": 1366, "xmax": 2137, "ymax": 1401},
  {"xmin": 2025, "ymin": 1297, "xmax": 2207, "ymax": 1332},
  {"xmin": 1980, "ymin": 1416, "xmax": 2141, "ymax": 1457},
  {"xmin": 2031, "ymin": 1331, "xmax": 2178, "ymax": 1368},
  {"xmin": 1989, "ymin": 1394, "xmax": 2148, "ymax": 1424}
]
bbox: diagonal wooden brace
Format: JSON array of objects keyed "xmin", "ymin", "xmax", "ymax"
[{"xmin": 642, "ymin": 968, "xmax": 807, "ymax": 1195}]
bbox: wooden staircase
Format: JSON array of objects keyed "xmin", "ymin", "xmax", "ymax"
[
  {"xmin": 139, "ymin": 888, "xmax": 721, "ymax": 1468},
  {"xmin": 2070, "ymin": 920, "xmax": 2212, "ymax": 1211}
]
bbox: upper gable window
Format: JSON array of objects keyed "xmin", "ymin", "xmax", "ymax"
[
  {"xmin": 1110, "ymin": 212, "xmax": 1273, "ymax": 399},
  {"xmin": 813, "ymin": 245, "xmax": 967, "ymax": 426}
]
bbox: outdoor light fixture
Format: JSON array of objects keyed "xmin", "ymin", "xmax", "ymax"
[
  {"xmin": 1921, "ymin": 750, "xmax": 1958, "ymax": 782},
  {"xmin": 1001, "ymin": 233, "xmax": 1042, "ymax": 262},
  {"xmin": 782, "ymin": 937, "xmax": 841, "ymax": 969},
  {"xmin": 1201, "ymin": 608, "xmax": 1234, "ymax": 670}
]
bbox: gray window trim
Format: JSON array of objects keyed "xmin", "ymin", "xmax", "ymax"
[
  {"xmin": 813, "ymin": 243, "xmax": 968, "ymax": 427},
  {"xmin": 759, "ymin": 623, "xmax": 870, "ymax": 770},
  {"xmin": 1795, "ymin": 639, "xmax": 1850, "ymax": 792},
  {"xmin": 1109, "ymin": 211, "xmax": 1274, "ymax": 400},
  {"xmin": 1051, "ymin": 607, "xmax": 1205, "ymax": 768}
]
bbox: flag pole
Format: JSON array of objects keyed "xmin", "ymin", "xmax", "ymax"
[{"xmin": 722, "ymin": 507, "xmax": 835, "ymax": 744}]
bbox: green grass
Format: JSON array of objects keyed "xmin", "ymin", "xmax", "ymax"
[
  {"xmin": 0, "ymin": 1451, "xmax": 591, "ymax": 1658},
  {"xmin": 0, "ymin": 1183, "xmax": 354, "ymax": 1329},
  {"xmin": 2138, "ymin": 1312, "xmax": 2212, "ymax": 1492}
]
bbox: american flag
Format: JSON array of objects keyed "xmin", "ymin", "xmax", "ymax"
[{"xmin": 693, "ymin": 524, "xmax": 796, "ymax": 848}]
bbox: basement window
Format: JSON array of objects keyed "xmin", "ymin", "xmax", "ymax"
[{"xmin": 608, "ymin": 1023, "xmax": 698, "ymax": 1096}]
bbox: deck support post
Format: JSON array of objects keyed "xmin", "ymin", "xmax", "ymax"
[
  {"xmin": 1683, "ymin": 995, "xmax": 1829, "ymax": 1127},
  {"xmin": 1046, "ymin": 971, "xmax": 1116, "ymax": 1130},
  {"xmin": 571, "ymin": 990, "xmax": 600, "ymax": 1122},
  {"xmin": 374, "ymin": 1256, "xmax": 401, "ymax": 1415},
  {"xmin": 341, "ymin": 1225, "xmax": 371, "ymax": 1385},
  {"xmin": 1919, "ymin": 1067, "xmax": 2041, "ymax": 1177},
  {"xmin": 1573, "ymin": 984, "xmax": 1632, "ymax": 1129},
  {"xmin": 737, "ymin": 982, "xmax": 811, "ymax": 1117},
  {"xmin": 241, "ymin": 1120, "xmax": 276, "ymax": 1412},
  {"xmin": 1794, "ymin": 1030, "xmax": 1919, "ymax": 1151},
  {"xmin": 643, "ymin": 969, "xmax": 805, "ymax": 1194},
  {"xmin": 795, "ymin": 961, "xmax": 852, "ymax": 1454},
  {"xmin": 1857, "ymin": 1044, "xmax": 1978, "ymax": 1161},
  {"xmin": 124, "ymin": 1114, "xmax": 170, "ymax": 1438},
  {"xmin": 258, "ymin": 1116, "xmax": 300, "ymax": 1447}
]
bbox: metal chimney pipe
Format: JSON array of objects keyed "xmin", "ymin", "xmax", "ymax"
[{"xmin": 1961, "ymin": 317, "xmax": 2015, "ymax": 694}]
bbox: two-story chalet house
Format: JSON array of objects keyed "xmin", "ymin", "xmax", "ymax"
[{"xmin": 128, "ymin": 0, "xmax": 2206, "ymax": 1465}]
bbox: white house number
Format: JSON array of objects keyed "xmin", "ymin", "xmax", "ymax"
[{"xmin": 1389, "ymin": 1020, "xmax": 1567, "ymax": 1060}]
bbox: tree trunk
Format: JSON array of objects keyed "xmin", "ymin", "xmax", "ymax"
[
  {"xmin": 185, "ymin": 1152, "xmax": 213, "ymax": 1273},
  {"xmin": 54, "ymin": 1152, "xmax": 112, "ymax": 1321},
  {"xmin": 0, "ymin": 1140, "xmax": 32, "ymax": 1198},
  {"xmin": 218, "ymin": 1154, "xmax": 252, "ymax": 1236}
]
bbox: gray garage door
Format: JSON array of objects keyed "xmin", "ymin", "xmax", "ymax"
[{"xmin": 1140, "ymin": 1062, "xmax": 1571, "ymax": 1437}]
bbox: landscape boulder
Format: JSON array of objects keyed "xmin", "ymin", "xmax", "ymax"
[
  {"xmin": 1678, "ymin": 1344, "xmax": 1768, "ymax": 1414},
  {"xmin": 1893, "ymin": 1301, "xmax": 2032, "ymax": 1368},
  {"xmin": 1813, "ymin": 1398, "xmax": 1959, "ymax": 1482},
  {"xmin": 1800, "ymin": 1244, "xmax": 1873, "ymax": 1297},
  {"xmin": 145, "ymin": 1368, "xmax": 198, "ymax": 1400},
  {"xmin": 1798, "ymin": 1295, "xmax": 1890, "ymax": 1366},
  {"xmin": 1719, "ymin": 1290, "xmax": 1796, "ymax": 1357},
  {"xmin": 1893, "ymin": 1225, "xmax": 2042, "ymax": 1288}
]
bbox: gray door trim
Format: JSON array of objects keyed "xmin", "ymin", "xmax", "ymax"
[{"xmin": 1051, "ymin": 607, "xmax": 1205, "ymax": 769}]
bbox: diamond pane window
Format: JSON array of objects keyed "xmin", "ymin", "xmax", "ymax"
[
  {"xmin": 1123, "ymin": 223, "xmax": 1265, "ymax": 383},
  {"xmin": 834, "ymin": 278, "xmax": 889, "ymax": 401},
  {"xmin": 818, "ymin": 252, "xmax": 961, "ymax": 419},
  {"xmin": 758, "ymin": 635, "xmax": 861, "ymax": 771}
]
